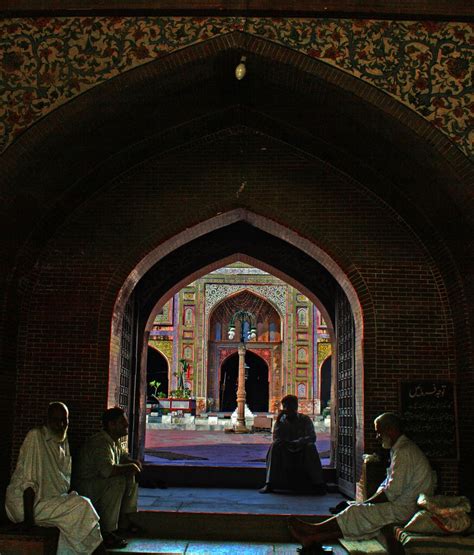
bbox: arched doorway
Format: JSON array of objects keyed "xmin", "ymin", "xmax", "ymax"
[
  {"xmin": 219, "ymin": 351, "xmax": 269, "ymax": 413},
  {"xmin": 209, "ymin": 289, "xmax": 281, "ymax": 412},
  {"xmin": 245, "ymin": 351, "xmax": 269, "ymax": 413},
  {"xmin": 110, "ymin": 212, "xmax": 363, "ymax": 494},
  {"xmin": 146, "ymin": 347, "xmax": 169, "ymax": 401}
]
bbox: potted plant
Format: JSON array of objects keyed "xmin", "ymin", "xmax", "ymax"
[
  {"xmin": 148, "ymin": 380, "xmax": 166, "ymax": 415},
  {"xmin": 168, "ymin": 359, "xmax": 196, "ymax": 415}
]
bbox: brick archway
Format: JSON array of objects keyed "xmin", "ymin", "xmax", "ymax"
[
  {"xmin": 109, "ymin": 209, "xmax": 365, "ymax": 492},
  {"xmin": 2, "ymin": 26, "xmax": 470, "ymax": 499},
  {"xmin": 108, "ymin": 209, "xmax": 364, "ymax": 406}
]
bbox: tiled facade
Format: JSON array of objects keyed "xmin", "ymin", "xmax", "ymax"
[{"xmin": 149, "ymin": 264, "xmax": 332, "ymax": 415}]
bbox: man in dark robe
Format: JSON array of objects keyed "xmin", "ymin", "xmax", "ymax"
[{"xmin": 259, "ymin": 394, "xmax": 326, "ymax": 494}]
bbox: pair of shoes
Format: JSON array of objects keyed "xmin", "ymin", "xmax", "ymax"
[
  {"xmin": 259, "ymin": 483, "xmax": 273, "ymax": 494},
  {"xmin": 103, "ymin": 532, "xmax": 128, "ymax": 549},
  {"xmin": 297, "ymin": 543, "xmax": 324, "ymax": 554}
]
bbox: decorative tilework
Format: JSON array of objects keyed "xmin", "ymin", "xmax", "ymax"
[
  {"xmin": 211, "ymin": 267, "xmax": 269, "ymax": 275},
  {"xmin": 154, "ymin": 298, "xmax": 173, "ymax": 325},
  {"xmin": 317, "ymin": 340, "xmax": 332, "ymax": 367},
  {"xmin": 182, "ymin": 344, "xmax": 193, "ymax": 360},
  {"xmin": 149, "ymin": 338, "xmax": 173, "ymax": 366},
  {"xmin": 297, "ymin": 382, "xmax": 307, "ymax": 398},
  {"xmin": 297, "ymin": 307, "xmax": 308, "ymax": 327},
  {"xmin": 0, "ymin": 18, "xmax": 472, "ymax": 156},
  {"xmin": 297, "ymin": 346, "xmax": 308, "ymax": 362},
  {"xmin": 205, "ymin": 283, "xmax": 287, "ymax": 317},
  {"xmin": 183, "ymin": 305, "xmax": 195, "ymax": 326}
]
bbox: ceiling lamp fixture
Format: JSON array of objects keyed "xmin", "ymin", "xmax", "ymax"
[{"xmin": 235, "ymin": 56, "xmax": 247, "ymax": 80}]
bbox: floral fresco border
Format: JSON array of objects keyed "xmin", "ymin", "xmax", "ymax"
[{"xmin": 1, "ymin": 17, "xmax": 472, "ymax": 157}]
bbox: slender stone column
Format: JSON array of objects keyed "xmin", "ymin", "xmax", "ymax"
[{"xmin": 235, "ymin": 342, "xmax": 249, "ymax": 433}]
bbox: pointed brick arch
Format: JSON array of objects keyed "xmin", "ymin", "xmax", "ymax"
[
  {"xmin": 108, "ymin": 209, "xmax": 365, "ymax": 396},
  {"xmin": 108, "ymin": 209, "xmax": 367, "ymax": 490}
]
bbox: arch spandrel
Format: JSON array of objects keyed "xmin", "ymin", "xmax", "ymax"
[{"xmin": 2, "ymin": 22, "xmax": 472, "ymax": 158}]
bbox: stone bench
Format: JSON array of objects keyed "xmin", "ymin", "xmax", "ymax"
[{"xmin": 0, "ymin": 523, "xmax": 58, "ymax": 554}]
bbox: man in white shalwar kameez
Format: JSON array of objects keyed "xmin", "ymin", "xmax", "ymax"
[
  {"xmin": 5, "ymin": 402, "xmax": 104, "ymax": 555},
  {"xmin": 77, "ymin": 407, "xmax": 141, "ymax": 549},
  {"xmin": 289, "ymin": 412, "xmax": 435, "ymax": 549}
]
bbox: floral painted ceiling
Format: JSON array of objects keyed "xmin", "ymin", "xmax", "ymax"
[{"xmin": 1, "ymin": 17, "xmax": 473, "ymax": 157}]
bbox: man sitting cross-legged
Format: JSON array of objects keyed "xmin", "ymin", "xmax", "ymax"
[
  {"xmin": 260, "ymin": 394, "xmax": 326, "ymax": 495},
  {"xmin": 5, "ymin": 402, "xmax": 105, "ymax": 554},
  {"xmin": 289, "ymin": 412, "xmax": 435, "ymax": 549},
  {"xmin": 77, "ymin": 407, "xmax": 141, "ymax": 549}
]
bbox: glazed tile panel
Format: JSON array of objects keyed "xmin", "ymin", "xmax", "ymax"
[{"xmin": 1, "ymin": 17, "xmax": 472, "ymax": 156}]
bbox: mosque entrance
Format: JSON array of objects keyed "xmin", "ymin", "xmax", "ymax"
[
  {"xmin": 141, "ymin": 260, "xmax": 335, "ymax": 471},
  {"xmin": 111, "ymin": 215, "xmax": 360, "ymax": 493},
  {"xmin": 219, "ymin": 351, "xmax": 269, "ymax": 413}
]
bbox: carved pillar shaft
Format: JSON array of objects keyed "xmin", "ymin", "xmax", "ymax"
[{"xmin": 235, "ymin": 342, "xmax": 248, "ymax": 433}]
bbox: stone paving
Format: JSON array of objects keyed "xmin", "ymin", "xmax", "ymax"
[
  {"xmin": 144, "ymin": 429, "xmax": 331, "ymax": 467},
  {"xmin": 113, "ymin": 487, "xmax": 349, "ymax": 554},
  {"xmin": 138, "ymin": 486, "xmax": 343, "ymax": 515},
  {"xmin": 108, "ymin": 538, "xmax": 347, "ymax": 554}
]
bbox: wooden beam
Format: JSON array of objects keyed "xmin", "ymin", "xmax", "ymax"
[{"xmin": 0, "ymin": 0, "xmax": 472, "ymax": 20}]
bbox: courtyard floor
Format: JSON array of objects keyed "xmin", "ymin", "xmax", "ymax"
[{"xmin": 144, "ymin": 429, "xmax": 331, "ymax": 467}]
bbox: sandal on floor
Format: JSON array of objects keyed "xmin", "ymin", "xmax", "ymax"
[{"xmin": 297, "ymin": 543, "xmax": 325, "ymax": 554}]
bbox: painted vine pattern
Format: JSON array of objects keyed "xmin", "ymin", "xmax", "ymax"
[{"xmin": 1, "ymin": 17, "xmax": 472, "ymax": 156}]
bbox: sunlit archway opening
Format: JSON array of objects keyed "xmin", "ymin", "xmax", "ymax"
[{"xmin": 144, "ymin": 261, "xmax": 333, "ymax": 468}]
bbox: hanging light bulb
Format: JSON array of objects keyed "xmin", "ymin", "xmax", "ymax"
[{"xmin": 235, "ymin": 56, "xmax": 247, "ymax": 80}]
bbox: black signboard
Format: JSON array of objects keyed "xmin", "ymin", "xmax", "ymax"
[{"xmin": 399, "ymin": 380, "xmax": 458, "ymax": 460}]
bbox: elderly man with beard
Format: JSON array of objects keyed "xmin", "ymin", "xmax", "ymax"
[
  {"xmin": 5, "ymin": 402, "xmax": 105, "ymax": 554},
  {"xmin": 289, "ymin": 412, "xmax": 435, "ymax": 549},
  {"xmin": 77, "ymin": 407, "xmax": 141, "ymax": 549}
]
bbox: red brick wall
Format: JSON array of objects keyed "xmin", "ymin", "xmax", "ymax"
[{"xmin": 8, "ymin": 132, "xmax": 465, "ymax": 493}]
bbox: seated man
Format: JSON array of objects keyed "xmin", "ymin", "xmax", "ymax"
[
  {"xmin": 77, "ymin": 407, "xmax": 141, "ymax": 549},
  {"xmin": 289, "ymin": 412, "xmax": 435, "ymax": 549},
  {"xmin": 260, "ymin": 394, "xmax": 326, "ymax": 495},
  {"xmin": 5, "ymin": 402, "xmax": 104, "ymax": 554}
]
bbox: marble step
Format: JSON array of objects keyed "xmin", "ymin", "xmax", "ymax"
[
  {"xmin": 107, "ymin": 537, "xmax": 348, "ymax": 554},
  {"xmin": 132, "ymin": 511, "xmax": 328, "ymax": 544}
]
